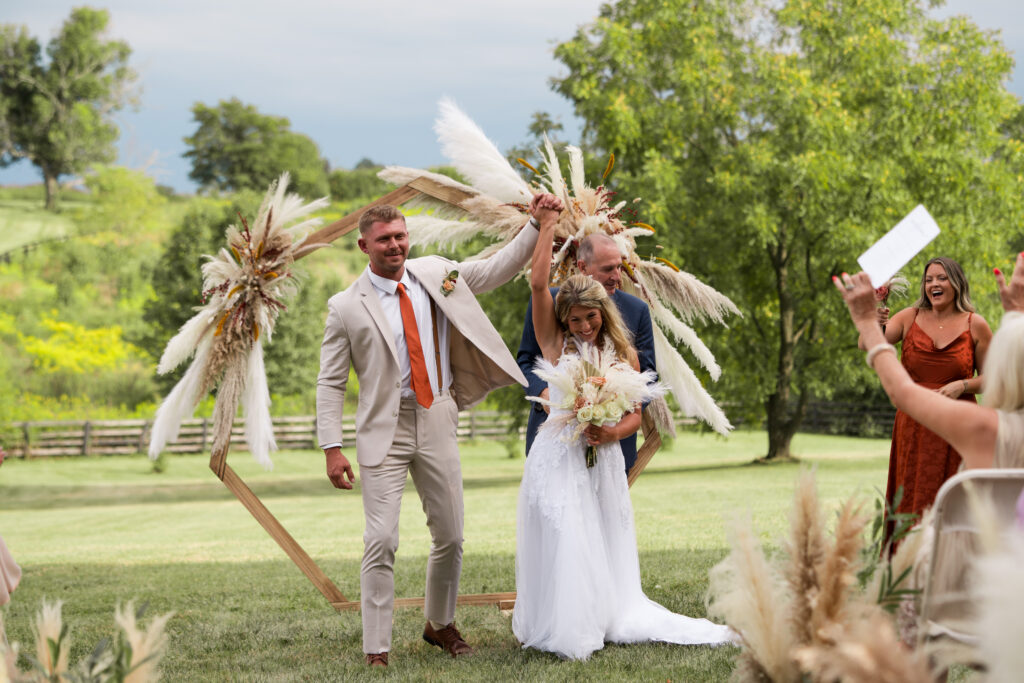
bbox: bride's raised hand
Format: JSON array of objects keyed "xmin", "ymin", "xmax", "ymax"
[{"xmin": 530, "ymin": 192, "xmax": 565, "ymax": 361}]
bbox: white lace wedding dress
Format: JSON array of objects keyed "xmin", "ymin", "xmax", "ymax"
[{"xmin": 512, "ymin": 352, "xmax": 735, "ymax": 660}]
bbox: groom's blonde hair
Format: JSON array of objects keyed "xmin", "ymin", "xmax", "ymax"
[
  {"xmin": 555, "ymin": 274, "xmax": 635, "ymax": 363},
  {"xmin": 358, "ymin": 205, "xmax": 405, "ymax": 234}
]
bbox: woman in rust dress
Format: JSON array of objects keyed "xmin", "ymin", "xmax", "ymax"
[{"xmin": 872, "ymin": 257, "xmax": 992, "ymax": 544}]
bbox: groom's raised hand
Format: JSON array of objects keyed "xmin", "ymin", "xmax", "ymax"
[{"xmin": 325, "ymin": 447, "xmax": 355, "ymax": 490}]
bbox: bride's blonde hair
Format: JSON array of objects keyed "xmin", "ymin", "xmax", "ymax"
[{"xmin": 555, "ymin": 274, "xmax": 635, "ymax": 363}]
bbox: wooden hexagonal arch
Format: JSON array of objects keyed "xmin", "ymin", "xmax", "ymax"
[{"xmin": 208, "ymin": 176, "xmax": 663, "ymax": 611}]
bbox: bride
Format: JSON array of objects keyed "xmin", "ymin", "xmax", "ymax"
[{"xmin": 512, "ymin": 197, "xmax": 735, "ymax": 660}]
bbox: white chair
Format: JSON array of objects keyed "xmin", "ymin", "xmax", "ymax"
[{"xmin": 916, "ymin": 468, "xmax": 1024, "ymax": 662}]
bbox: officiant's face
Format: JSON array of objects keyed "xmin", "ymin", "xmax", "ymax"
[
  {"xmin": 360, "ymin": 218, "xmax": 409, "ymax": 279},
  {"xmin": 566, "ymin": 305, "xmax": 602, "ymax": 343},
  {"xmin": 578, "ymin": 242, "xmax": 622, "ymax": 295}
]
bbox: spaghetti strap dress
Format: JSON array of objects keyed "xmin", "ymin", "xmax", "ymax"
[{"xmin": 885, "ymin": 311, "xmax": 976, "ymax": 541}]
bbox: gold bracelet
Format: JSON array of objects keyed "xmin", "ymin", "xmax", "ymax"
[{"xmin": 865, "ymin": 343, "xmax": 897, "ymax": 369}]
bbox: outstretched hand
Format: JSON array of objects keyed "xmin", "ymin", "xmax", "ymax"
[
  {"xmin": 832, "ymin": 272, "xmax": 878, "ymax": 324},
  {"xmin": 994, "ymin": 252, "xmax": 1024, "ymax": 313}
]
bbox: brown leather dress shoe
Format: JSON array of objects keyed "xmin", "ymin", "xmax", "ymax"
[
  {"xmin": 365, "ymin": 652, "xmax": 388, "ymax": 667},
  {"xmin": 423, "ymin": 621, "xmax": 474, "ymax": 658}
]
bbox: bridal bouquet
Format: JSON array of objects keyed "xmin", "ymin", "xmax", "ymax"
[{"xmin": 528, "ymin": 339, "xmax": 663, "ymax": 467}]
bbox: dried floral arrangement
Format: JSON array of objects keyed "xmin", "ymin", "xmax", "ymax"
[
  {"xmin": 1, "ymin": 600, "xmax": 171, "ymax": 682},
  {"xmin": 148, "ymin": 174, "xmax": 328, "ymax": 467},
  {"xmin": 875, "ymin": 273, "xmax": 911, "ymax": 307},
  {"xmin": 707, "ymin": 470, "xmax": 933, "ymax": 682},
  {"xmin": 380, "ymin": 99, "xmax": 740, "ymax": 436}
]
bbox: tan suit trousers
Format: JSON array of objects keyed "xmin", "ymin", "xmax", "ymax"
[{"xmin": 359, "ymin": 394, "xmax": 463, "ymax": 654}]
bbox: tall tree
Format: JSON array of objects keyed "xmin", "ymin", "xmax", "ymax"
[
  {"xmin": 0, "ymin": 7, "xmax": 135, "ymax": 210},
  {"xmin": 184, "ymin": 98, "xmax": 329, "ymax": 199},
  {"xmin": 554, "ymin": 0, "xmax": 1024, "ymax": 459}
]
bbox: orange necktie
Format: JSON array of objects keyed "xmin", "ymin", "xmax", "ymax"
[{"xmin": 396, "ymin": 283, "xmax": 433, "ymax": 408}]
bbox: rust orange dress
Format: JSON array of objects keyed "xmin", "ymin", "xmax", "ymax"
[{"xmin": 886, "ymin": 311, "xmax": 976, "ymax": 541}]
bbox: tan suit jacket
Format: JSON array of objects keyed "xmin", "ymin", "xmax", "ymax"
[{"xmin": 316, "ymin": 224, "xmax": 537, "ymax": 466}]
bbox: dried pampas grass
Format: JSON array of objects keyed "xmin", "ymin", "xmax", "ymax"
[
  {"xmin": 708, "ymin": 517, "xmax": 799, "ymax": 683},
  {"xmin": 794, "ymin": 615, "xmax": 932, "ymax": 683},
  {"xmin": 785, "ymin": 470, "xmax": 826, "ymax": 646},
  {"xmin": 149, "ymin": 173, "xmax": 327, "ymax": 467},
  {"xmin": 6, "ymin": 600, "xmax": 172, "ymax": 682},
  {"xmin": 711, "ymin": 470, "xmax": 928, "ymax": 682},
  {"xmin": 114, "ymin": 601, "xmax": 172, "ymax": 683},
  {"xmin": 380, "ymin": 100, "xmax": 740, "ymax": 437},
  {"xmin": 33, "ymin": 599, "xmax": 69, "ymax": 678},
  {"xmin": 812, "ymin": 497, "xmax": 868, "ymax": 638}
]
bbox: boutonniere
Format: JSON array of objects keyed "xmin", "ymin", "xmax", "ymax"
[{"xmin": 441, "ymin": 270, "xmax": 459, "ymax": 296}]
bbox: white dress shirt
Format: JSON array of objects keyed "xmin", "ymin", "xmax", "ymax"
[{"xmin": 366, "ymin": 265, "xmax": 452, "ymax": 400}]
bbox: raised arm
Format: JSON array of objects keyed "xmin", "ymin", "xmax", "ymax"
[
  {"xmin": 835, "ymin": 272, "xmax": 997, "ymax": 468},
  {"xmin": 517, "ymin": 290, "xmax": 556, "ymax": 399},
  {"xmin": 529, "ymin": 194, "xmax": 564, "ymax": 362}
]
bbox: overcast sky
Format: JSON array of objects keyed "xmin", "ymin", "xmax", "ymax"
[{"xmin": 2, "ymin": 0, "xmax": 1022, "ymax": 192}]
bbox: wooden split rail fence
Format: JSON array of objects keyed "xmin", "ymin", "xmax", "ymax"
[
  {"xmin": 5, "ymin": 411, "xmax": 525, "ymax": 458},
  {"xmin": 3, "ymin": 401, "xmax": 896, "ymax": 459}
]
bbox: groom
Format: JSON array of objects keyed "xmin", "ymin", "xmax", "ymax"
[
  {"xmin": 517, "ymin": 232, "xmax": 657, "ymax": 474},
  {"xmin": 316, "ymin": 195, "xmax": 563, "ymax": 667}
]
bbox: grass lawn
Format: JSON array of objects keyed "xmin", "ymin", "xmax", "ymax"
[{"xmin": 0, "ymin": 430, "xmax": 893, "ymax": 681}]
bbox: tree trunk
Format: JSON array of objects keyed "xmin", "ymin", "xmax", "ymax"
[
  {"xmin": 43, "ymin": 171, "xmax": 59, "ymax": 211},
  {"xmin": 763, "ymin": 238, "xmax": 806, "ymax": 461}
]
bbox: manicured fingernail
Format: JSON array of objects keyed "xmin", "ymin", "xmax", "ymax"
[
  {"xmin": 832, "ymin": 276, "xmax": 839, "ymax": 282},
  {"xmin": 994, "ymin": 268, "xmax": 1001, "ymax": 275}
]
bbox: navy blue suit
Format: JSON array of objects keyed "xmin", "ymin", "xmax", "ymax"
[{"xmin": 517, "ymin": 287, "xmax": 657, "ymax": 474}]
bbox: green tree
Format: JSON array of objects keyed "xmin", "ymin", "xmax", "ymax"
[
  {"xmin": 327, "ymin": 159, "xmax": 391, "ymax": 202},
  {"xmin": 82, "ymin": 165, "xmax": 167, "ymax": 236},
  {"xmin": 0, "ymin": 7, "xmax": 136, "ymax": 210},
  {"xmin": 554, "ymin": 0, "xmax": 1024, "ymax": 459},
  {"xmin": 184, "ymin": 98, "xmax": 329, "ymax": 199}
]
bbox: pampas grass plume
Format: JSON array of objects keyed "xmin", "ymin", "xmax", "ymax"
[
  {"xmin": 114, "ymin": 602, "xmax": 172, "ymax": 683},
  {"xmin": 708, "ymin": 517, "xmax": 799, "ymax": 683},
  {"xmin": 33, "ymin": 599, "xmax": 68, "ymax": 677},
  {"xmin": 794, "ymin": 615, "xmax": 932, "ymax": 683},
  {"xmin": 785, "ymin": 469, "xmax": 826, "ymax": 646},
  {"xmin": 812, "ymin": 497, "xmax": 868, "ymax": 637}
]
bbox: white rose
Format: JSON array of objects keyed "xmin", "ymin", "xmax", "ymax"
[
  {"xmin": 576, "ymin": 404, "xmax": 594, "ymax": 422},
  {"xmin": 590, "ymin": 403, "xmax": 607, "ymax": 423},
  {"xmin": 603, "ymin": 403, "xmax": 623, "ymax": 424}
]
